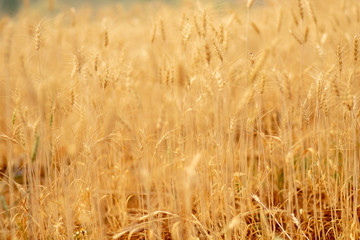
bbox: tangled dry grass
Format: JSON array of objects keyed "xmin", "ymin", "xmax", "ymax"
[{"xmin": 1, "ymin": 0, "xmax": 360, "ymax": 239}]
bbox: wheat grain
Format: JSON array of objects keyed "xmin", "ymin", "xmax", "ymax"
[
  {"xmin": 103, "ymin": 26, "xmax": 109, "ymax": 48},
  {"xmin": 337, "ymin": 44, "xmax": 343, "ymax": 74},
  {"xmin": 182, "ymin": 22, "xmax": 192, "ymax": 46},
  {"xmin": 160, "ymin": 19, "xmax": 166, "ymax": 41},
  {"xmin": 202, "ymin": 9, "xmax": 207, "ymax": 37},
  {"xmin": 204, "ymin": 41, "xmax": 211, "ymax": 65},
  {"xmin": 353, "ymin": 35, "xmax": 358, "ymax": 63},
  {"xmin": 298, "ymin": 0, "xmax": 304, "ymax": 21},
  {"xmin": 247, "ymin": 0, "xmax": 255, "ymax": 9},
  {"xmin": 35, "ymin": 23, "xmax": 41, "ymax": 51}
]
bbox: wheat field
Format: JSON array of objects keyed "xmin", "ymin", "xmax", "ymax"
[{"xmin": 0, "ymin": 0, "xmax": 360, "ymax": 239}]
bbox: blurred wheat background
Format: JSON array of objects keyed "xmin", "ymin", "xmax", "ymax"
[{"xmin": 0, "ymin": 0, "xmax": 359, "ymax": 239}]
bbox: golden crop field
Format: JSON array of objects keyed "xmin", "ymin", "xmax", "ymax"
[{"xmin": 0, "ymin": 0, "xmax": 360, "ymax": 239}]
